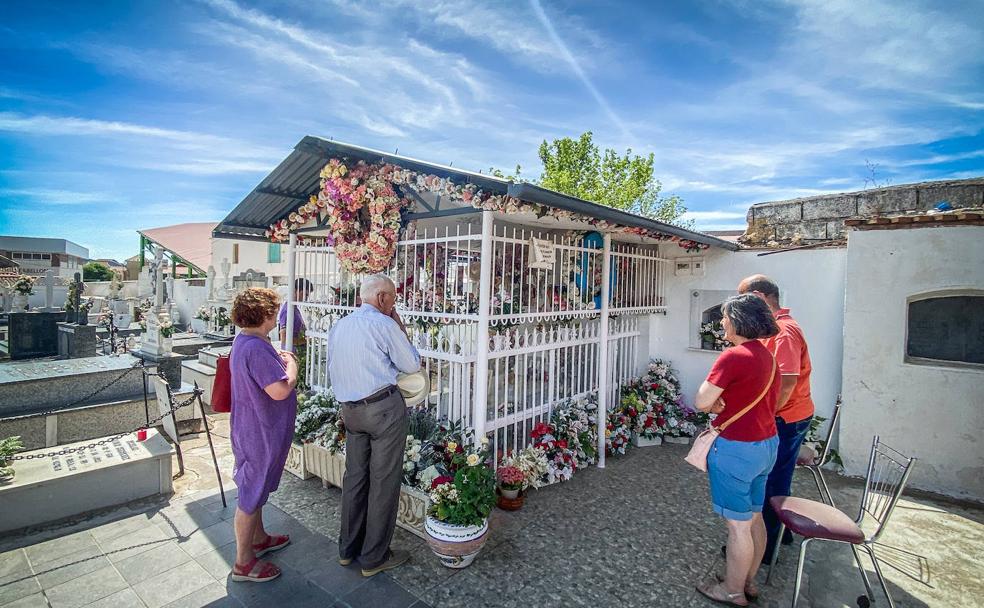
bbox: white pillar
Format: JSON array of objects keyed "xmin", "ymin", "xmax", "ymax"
[
  {"xmin": 471, "ymin": 210, "xmax": 494, "ymax": 443},
  {"xmin": 285, "ymin": 233, "xmax": 297, "ymax": 353},
  {"xmin": 597, "ymin": 233, "xmax": 612, "ymax": 468}
]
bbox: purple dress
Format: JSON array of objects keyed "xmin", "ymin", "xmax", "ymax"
[
  {"xmin": 229, "ymin": 333, "xmax": 298, "ymax": 514},
  {"xmin": 278, "ymin": 302, "xmax": 305, "ymax": 344}
]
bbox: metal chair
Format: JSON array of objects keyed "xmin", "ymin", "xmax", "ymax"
[
  {"xmin": 767, "ymin": 436, "xmax": 916, "ymax": 608},
  {"xmin": 796, "ymin": 397, "xmax": 842, "ymax": 506}
]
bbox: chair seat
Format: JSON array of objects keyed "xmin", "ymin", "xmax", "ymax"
[
  {"xmin": 769, "ymin": 496, "xmax": 865, "ymax": 544},
  {"xmin": 796, "ymin": 444, "xmax": 817, "ymax": 466}
]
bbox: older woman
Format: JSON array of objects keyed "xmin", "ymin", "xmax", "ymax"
[
  {"xmin": 695, "ymin": 294, "xmax": 780, "ymax": 606},
  {"xmin": 229, "ymin": 287, "xmax": 298, "ymax": 583}
]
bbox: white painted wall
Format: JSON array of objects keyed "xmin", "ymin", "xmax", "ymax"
[
  {"xmin": 211, "ymin": 239, "xmax": 289, "ymax": 286},
  {"xmin": 840, "ymin": 226, "xmax": 984, "ymax": 502},
  {"xmin": 651, "ymin": 247, "xmax": 848, "ymax": 425}
]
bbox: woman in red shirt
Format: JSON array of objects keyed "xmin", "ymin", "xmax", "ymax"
[{"xmin": 695, "ymin": 294, "xmax": 780, "ymax": 606}]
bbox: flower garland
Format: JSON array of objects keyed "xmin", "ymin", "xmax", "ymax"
[{"xmin": 266, "ymin": 157, "xmax": 710, "ymax": 253}]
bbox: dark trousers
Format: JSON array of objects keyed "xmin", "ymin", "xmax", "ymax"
[
  {"xmin": 339, "ymin": 392, "xmax": 407, "ymax": 569},
  {"xmin": 763, "ymin": 415, "xmax": 812, "ymax": 561}
]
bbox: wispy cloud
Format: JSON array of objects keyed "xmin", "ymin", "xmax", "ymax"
[{"xmin": 0, "ymin": 188, "xmax": 110, "ymax": 205}]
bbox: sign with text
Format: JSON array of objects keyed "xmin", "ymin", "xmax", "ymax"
[{"xmin": 529, "ymin": 238, "xmax": 556, "ymax": 270}]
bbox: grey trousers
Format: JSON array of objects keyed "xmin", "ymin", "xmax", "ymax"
[{"xmin": 339, "ymin": 391, "xmax": 408, "ymax": 569}]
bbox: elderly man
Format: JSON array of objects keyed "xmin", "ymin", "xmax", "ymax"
[
  {"xmin": 737, "ymin": 274, "xmax": 815, "ymax": 564},
  {"xmin": 328, "ymin": 274, "xmax": 420, "ymax": 577}
]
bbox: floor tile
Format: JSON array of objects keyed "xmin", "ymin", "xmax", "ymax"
[
  {"xmin": 159, "ymin": 582, "xmax": 243, "ymax": 608},
  {"xmin": 0, "ymin": 572, "xmax": 42, "ymax": 607},
  {"xmin": 89, "ymin": 517, "xmax": 154, "ymax": 544},
  {"xmin": 173, "ymin": 522, "xmax": 236, "ymax": 558},
  {"xmin": 304, "ymin": 558, "xmax": 370, "ymax": 599},
  {"xmin": 151, "ymin": 506, "xmax": 222, "ymax": 540},
  {"xmin": 131, "ymin": 561, "xmax": 214, "ymax": 608},
  {"xmin": 0, "ymin": 592, "xmax": 50, "ymax": 608},
  {"xmin": 338, "ymin": 575, "xmax": 419, "ymax": 608},
  {"xmin": 191, "ymin": 544, "xmax": 236, "ymax": 582},
  {"xmin": 115, "ymin": 542, "xmax": 192, "ymax": 586},
  {"xmin": 33, "ymin": 544, "xmax": 111, "ymax": 590},
  {"xmin": 82, "ymin": 588, "xmax": 146, "ymax": 608},
  {"xmin": 25, "ymin": 531, "xmax": 98, "ymax": 567},
  {"xmin": 44, "ymin": 565, "xmax": 128, "ymax": 608},
  {"xmin": 97, "ymin": 526, "xmax": 169, "ymax": 564},
  {"xmin": 0, "ymin": 550, "xmax": 30, "ymax": 580}
]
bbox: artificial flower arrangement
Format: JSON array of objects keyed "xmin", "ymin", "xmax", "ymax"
[
  {"xmin": 495, "ymin": 465, "xmax": 525, "ymax": 493},
  {"xmin": 194, "ymin": 306, "xmax": 211, "ymax": 322},
  {"xmin": 12, "ymin": 275, "xmax": 34, "ymax": 295},
  {"xmin": 550, "ymin": 396, "xmax": 598, "ymax": 467},
  {"xmin": 214, "ymin": 306, "xmax": 231, "ymax": 328},
  {"xmin": 620, "ymin": 359, "xmax": 707, "ymax": 439},
  {"xmin": 530, "ymin": 421, "xmax": 577, "ymax": 484},
  {"xmin": 605, "ymin": 410, "xmax": 632, "ymax": 455},
  {"xmin": 699, "ymin": 320, "xmax": 730, "ymax": 351},
  {"xmin": 499, "ymin": 446, "xmax": 548, "ymax": 490},
  {"xmin": 266, "ymin": 159, "xmax": 709, "ymax": 257},
  {"xmin": 158, "ymin": 313, "xmax": 175, "ymax": 338},
  {"xmin": 293, "ymin": 391, "xmax": 346, "ymax": 454}
]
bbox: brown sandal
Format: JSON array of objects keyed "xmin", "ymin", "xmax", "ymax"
[
  {"xmin": 231, "ymin": 558, "xmax": 281, "ymax": 583},
  {"xmin": 714, "ymin": 572, "xmax": 760, "ymax": 600},
  {"xmin": 696, "ymin": 580, "xmax": 749, "ymax": 606}
]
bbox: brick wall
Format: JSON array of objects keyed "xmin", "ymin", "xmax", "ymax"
[{"xmin": 742, "ymin": 177, "xmax": 984, "ymax": 246}]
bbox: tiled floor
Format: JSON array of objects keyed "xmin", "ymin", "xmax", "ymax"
[{"xmin": 0, "ymin": 491, "xmax": 428, "ymax": 608}]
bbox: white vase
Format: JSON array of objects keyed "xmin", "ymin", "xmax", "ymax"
[
  {"xmin": 425, "ymin": 516, "xmax": 490, "ymax": 569},
  {"xmin": 191, "ymin": 319, "xmax": 206, "ymax": 334},
  {"xmin": 499, "ymin": 487, "xmax": 520, "ymax": 500},
  {"xmin": 632, "ymin": 432, "xmax": 663, "ymax": 447},
  {"xmin": 12, "ymin": 293, "xmax": 28, "ymax": 311},
  {"xmin": 664, "ymin": 435, "xmax": 691, "ymax": 445},
  {"xmin": 162, "ymin": 337, "xmax": 173, "ymax": 352}
]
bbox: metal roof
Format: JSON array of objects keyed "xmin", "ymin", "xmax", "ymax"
[
  {"xmin": 0, "ymin": 235, "xmax": 90, "ymax": 258},
  {"xmin": 214, "ymin": 136, "xmax": 738, "ymax": 250}
]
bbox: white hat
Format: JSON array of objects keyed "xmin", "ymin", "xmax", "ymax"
[{"xmin": 397, "ymin": 370, "xmax": 429, "ymax": 408}]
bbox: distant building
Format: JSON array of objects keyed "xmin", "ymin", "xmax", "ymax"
[
  {"xmin": 0, "ymin": 235, "xmax": 89, "ymax": 279},
  {"xmin": 93, "ymin": 258, "xmax": 127, "ymax": 278}
]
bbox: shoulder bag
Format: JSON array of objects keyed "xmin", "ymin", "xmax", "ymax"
[{"xmin": 684, "ymin": 356, "xmax": 776, "ymax": 472}]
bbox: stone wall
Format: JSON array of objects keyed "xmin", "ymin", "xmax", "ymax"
[{"xmin": 742, "ymin": 177, "xmax": 984, "ymax": 246}]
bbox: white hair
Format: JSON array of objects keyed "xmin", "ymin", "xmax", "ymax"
[{"xmin": 359, "ymin": 274, "xmax": 395, "ymax": 300}]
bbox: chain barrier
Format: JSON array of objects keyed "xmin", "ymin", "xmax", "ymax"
[
  {"xmin": 0, "ymin": 360, "xmax": 146, "ymax": 422},
  {"xmin": 7, "ymin": 380, "xmax": 203, "ymax": 461}
]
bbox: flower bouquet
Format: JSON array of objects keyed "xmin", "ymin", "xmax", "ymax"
[
  {"xmin": 605, "ymin": 410, "xmax": 632, "ymax": 455},
  {"xmin": 494, "ymin": 465, "xmax": 526, "ymax": 510},
  {"xmin": 531, "ymin": 421, "xmax": 577, "ymax": 484},
  {"xmin": 699, "ymin": 321, "xmax": 730, "ymax": 351},
  {"xmin": 550, "ymin": 396, "xmax": 598, "ymax": 467}
]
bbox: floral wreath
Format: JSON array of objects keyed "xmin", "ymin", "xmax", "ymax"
[{"xmin": 267, "ymin": 159, "xmax": 710, "ymax": 254}]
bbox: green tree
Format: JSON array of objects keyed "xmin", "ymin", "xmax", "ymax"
[
  {"xmin": 536, "ymin": 132, "xmax": 688, "ymax": 224},
  {"xmin": 83, "ymin": 261, "xmax": 114, "ymax": 281}
]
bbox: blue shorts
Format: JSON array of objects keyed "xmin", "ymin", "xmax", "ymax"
[{"xmin": 708, "ymin": 435, "xmax": 779, "ymax": 521}]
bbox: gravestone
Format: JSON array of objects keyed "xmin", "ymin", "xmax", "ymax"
[
  {"xmin": 41, "ymin": 269, "xmax": 59, "ymax": 312},
  {"xmin": 7, "ymin": 311, "xmax": 66, "ymax": 359},
  {"xmin": 57, "ymin": 322, "xmax": 97, "ymax": 358},
  {"xmin": 0, "ymin": 429, "xmax": 174, "ymax": 533}
]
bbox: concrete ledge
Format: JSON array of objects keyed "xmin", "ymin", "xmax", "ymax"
[{"xmin": 0, "ymin": 429, "xmax": 174, "ymax": 533}]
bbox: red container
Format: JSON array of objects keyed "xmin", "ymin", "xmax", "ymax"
[{"xmin": 136, "ymin": 428, "xmax": 148, "ymax": 441}]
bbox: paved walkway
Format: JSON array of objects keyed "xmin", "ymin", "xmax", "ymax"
[{"xmin": 2, "ymin": 415, "xmax": 982, "ymax": 607}]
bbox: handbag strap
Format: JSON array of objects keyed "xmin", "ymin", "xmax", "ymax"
[{"xmin": 716, "ymin": 355, "xmax": 777, "ymax": 432}]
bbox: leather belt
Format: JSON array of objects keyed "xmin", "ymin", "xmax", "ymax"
[{"xmin": 343, "ymin": 385, "xmax": 398, "ymax": 407}]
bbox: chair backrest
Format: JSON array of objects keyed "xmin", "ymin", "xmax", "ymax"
[
  {"xmin": 816, "ymin": 396, "xmax": 843, "ymax": 465},
  {"xmin": 859, "ymin": 435, "xmax": 916, "ymax": 542}
]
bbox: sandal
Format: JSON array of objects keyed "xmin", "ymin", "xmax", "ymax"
[
  {"xmin": 231, "ymin": 558, "xmax": 281, "ymax": 583},
  {"xmin": 696, "ymin": 580, "xmax": 749, "ymax": 606},
  {"xmin": 253, "ymin": 534, "xmax": 290, "ymax": 558},
  {"xmin": 714, "ymin": 572, "xmax": 759, "ymax": 600}
]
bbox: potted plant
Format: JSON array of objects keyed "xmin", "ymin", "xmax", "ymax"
[
  {"xmin": 11, "ymin": 276, "xmax": 33, "ymax": 311},
  {"xmin": 495, "ymin": 465, "xmax": 526, "ymax": 510},
  {"xmin": 699, "ymin": 321, "xmax": 729, "ymax": 351},
  {"xmin": 192, "ymin": 306, "xmax": 211, "ymax": 334},
  {"xmin": 424, "ymin": 441, "xmax": 496, "ymax": 569},
  {"xmin": 77, "ymin": 298, "xmax": 94, "ymax": 326},
  {"xmin": 0, "ymin": 436, "xmax": 24, "ymax": 482}
]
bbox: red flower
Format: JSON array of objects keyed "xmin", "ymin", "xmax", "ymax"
[
  {"xmin": 644, "ymin": 417, "xmax": 654, "ymax": 428},
  {"xmin": 657, "ymin": 417, "xmax": 666, "ymax": 427},
  {"xmin": 555, "ymin": 439, "xmax": 568, "ymax": 450},
  {"xmin": 531, "ymin": 422, "xmax": 553, "ymax": 438},
  {"xmin": 431, "ymin": 475, "xmax": 454, "ymax": 490},
  {"xmin": 650, "ymin": 383, "xmax": 658, "ymax": 390},
  {"xmin": 627, "ymin": 408, "xmax": 637, "ymax": 417}
]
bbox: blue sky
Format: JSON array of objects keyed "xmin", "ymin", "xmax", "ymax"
[{"xmin": 1, "ymin": 0, "xmax": 982, "ymax": 261}]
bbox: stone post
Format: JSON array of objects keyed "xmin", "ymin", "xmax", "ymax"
[{"xmin": 42, "ymin": 269, "xmax": 57, "ymax": 312}]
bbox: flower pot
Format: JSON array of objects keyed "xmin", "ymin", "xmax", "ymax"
[
  {"xmin": 664, "ymin": 435, "xmax": 691, "ymax": 445},
  {"xmin": 284, "ymin": 441, "xmax": 312, "ymax": 480},
  {"xmin": 304, "ymin": 443, "xmax": 346, "ymax": 489},
  {"xmin": 396, "ymin": 485, "xmax": 430, "ymax": 540},
  {"xmin": 191, "ymin": 319, "xmax": 207, "ymax": 334},
  {"xmin": 161, "ymin": 337, "xmax": 173, "ymax": 352},
  {"xmin": 499, "ymin": 487, "xmax": 520, "ymax": 500},
  {"xmin": 497, "ymin": 490, "xmax": 525, "ymax": 511},
  {"xmin": 424, "ymin": 515, "xmax": 489, "ymax": 569},
  {"xmin": 12, "ymin": 293, "xmax": 29, "ymax": 311},
  {"xmin": 632, "ymin": 432, "xmax": 662, "ymax": 447}
]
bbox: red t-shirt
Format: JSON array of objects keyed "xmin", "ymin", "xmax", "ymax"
[{"xmin": 706, "ymin": 341, "xmax": 779, "ymax": 441}]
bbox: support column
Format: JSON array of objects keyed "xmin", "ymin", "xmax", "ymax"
[
  {"xmin": 597, "ymin": 233, "xmax": 612, "ymax": 468},
  {"xmin": 471, "ymin": 210, "xmax": 494, "ymax": 443},
  {"xmin": 139, "ymin": 234, "xmax": 146, "ymax": 268},
  {"xmin": 285, "ymin": 233, "xmax": 297, "ymax": 353}
]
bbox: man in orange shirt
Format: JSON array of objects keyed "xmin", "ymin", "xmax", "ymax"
[{"xmin": 738, "ymin": 274, "xmax": 815, "ymax": 564}]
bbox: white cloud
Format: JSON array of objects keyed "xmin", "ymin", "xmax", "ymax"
[
  {"xmin": 0, "ymin": 188, "xmax": 110, "ymax": 205},
  {"xmin": 681, "ymin": 210, "xmax": 748, "ymax": 221}
]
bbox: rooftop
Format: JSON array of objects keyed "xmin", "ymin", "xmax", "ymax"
[
  {"xmin": 137, "ymin": 223, "xmax": 217, "ymax": 275},
  {"xmin": 0, "ymin": 235, "xmax": 89, "ymax": 259}
]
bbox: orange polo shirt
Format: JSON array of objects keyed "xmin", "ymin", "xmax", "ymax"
[{"xmin": 760, "ymin": 308, "xmax": 815, "ymax": 423}]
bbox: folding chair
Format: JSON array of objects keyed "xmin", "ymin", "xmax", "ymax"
[
  {"xmin": 767, "ymin": 436, "xmax": 916, "ymax": 608},
  {"xmin": 796, "ymin": 397, "xmax": 842, "ymax": 506}
]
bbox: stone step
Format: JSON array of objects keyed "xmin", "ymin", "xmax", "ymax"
[
  {"xmin": 181, "ymin": 360, "xmax": 216, "ymax": 407},
  {"xmin": 198, "ymin": 345, "xmax": 232, "ymax": 368},
  {"xmin": 0, "ymin": 428, "xmax": 174, "ymax": 533}
]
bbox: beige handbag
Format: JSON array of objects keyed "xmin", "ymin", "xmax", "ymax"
[{"xmin": 685, "ymin": 357, "xmax": 777, "ymax": 472}]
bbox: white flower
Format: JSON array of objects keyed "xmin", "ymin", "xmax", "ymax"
[{"xmin": 466, "ymin": 453, "xmax": 480, "ymax": 467}]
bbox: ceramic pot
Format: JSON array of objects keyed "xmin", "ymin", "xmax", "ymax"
[
  {"xmin": 424, "ymin": 516, "xmax": 489, "ymax": 569},
  {"xmin": 162, "ymin": 337, "xmax": 173, "ymax": 352},
  {"xmin": 497, "ymin": 490, "xmax": 525, "ymax": 511},
  {"xmin": 11, "ymin": 293, "xmax": 28, "ymax": 311},
  {"xmin": 499, "ymin": 487, "xmax": 520, "ymax": 500}
]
